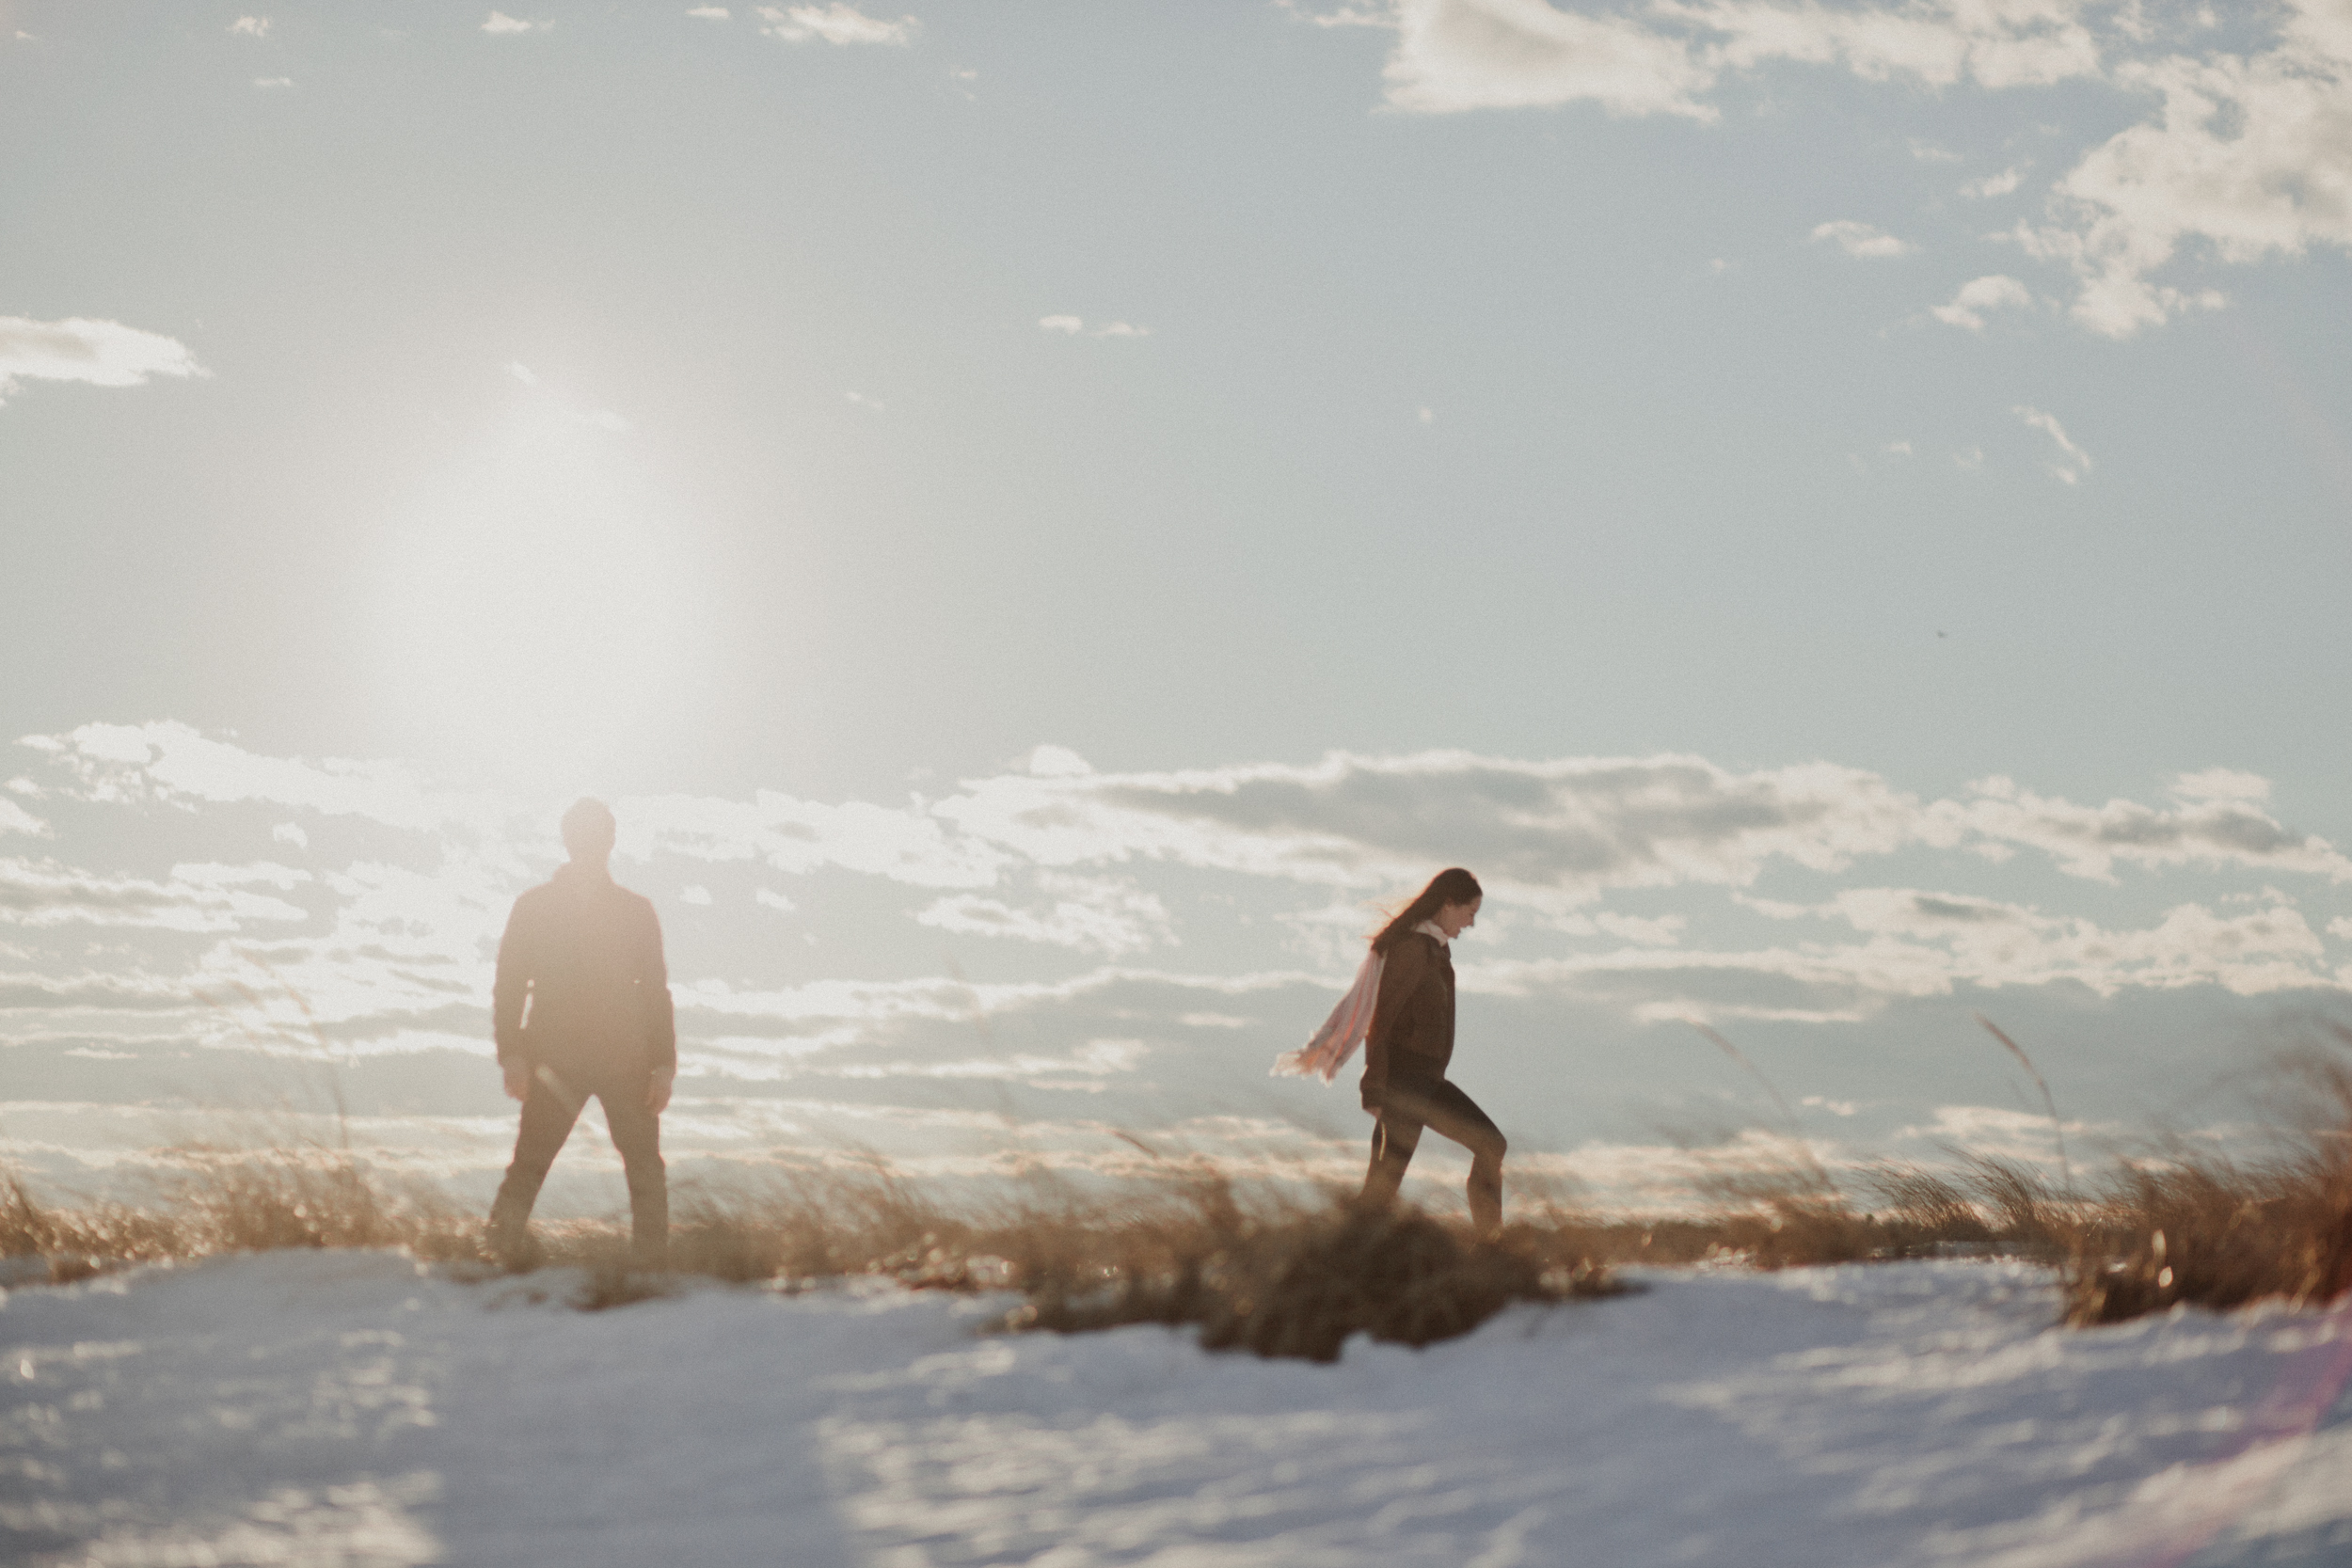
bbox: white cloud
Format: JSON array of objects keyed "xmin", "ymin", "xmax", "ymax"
[
  {"xmin": 0, "ymin": 971, "xmax": 192, "ymax": 1013},
  {"xmin": 1373, "ymin": 0, "xmax": 2106, "ymax": 120},
  {"xmin": 2019, "ymin": 5, "xmax": 2352, "ymax": 336},
  {"xmin": 253, "ymin": 77, "xmax": 293, "ymax": 88},
  {"xmin": 680, "ymin": 884, "xmax": 714, "ymax": 905},
  {"xmin": 1812, "ymin": 219, "xmax": 1913, "ymax": 258},
  {"xmin": 935, "ymin": 750, "xmax": 2352, "ymax": 905},
  {"xmin": 757, "ymin": 4, "xmax": 918, "ymax": 45},
  {"xmin": 38, "ymin": 727, "xmax": 2350, "ymax": 911},
  {"xmin": 2331, "ymin": 916, "xmax": 2352, "ymax": 941},
  {"xmin": 1930, "ymin": 274, "xmax": 2033, "ymax": 331},
  {"xmin": 1956, "ymin": 769, "xmax": 2352, "ymax": 880},
  {"xmin": 688, "ymin": 5, "xmax": 731, "ymax": 16},
  {"xmin": 481, "ymin": 12, "xmax": 548, "ymax": 35},
  {"xmin": 229, "ymin": 16, "xmax": 271, "ymax": 38},
  {"xmin": 0, "ymin": 858, "xmax": 307, "ymax": 932},
  {"xmin": 506, "ymin": 361, "xmax": 538, "ymax": 386},
  {"xmin": 2011, "ymin": 404, "xmax": 2091, "ymax": 483},
  {"xmin": 1805, "ymin": 886, "xmax": 2330, "ymax": 999},
  {"xmin": 1312, "ymin": 4, "xmax": 2351, "ymax": 336},
  {"xmin": 628, "ymin": 788, "xmax": 1008, "ymax": 888},
  {"xmin": 2171, "ymin": 768, "xmax": 2270, "ymax": 805},
  {"xmin": 0, "ymin": 800, "xmax": 43, "ymax": 836},
  {"xmin": 917, "ymin": 874, "xmax": 1174, "ymax": 957},
  {"xmin": 1662, "ymin": 0, "xmax": 2103, "ymax": 90},
  {"xmin": 1595, "ymin": 911, "xmax": 1687, "ymax": 944},
  {"xmin": 826, "ymin": 1036, "xmax": 1147, "ymax": 1085},
  {"xmin": 1037, "ymin": 316, "xmax": 1150, "ymax": 339},
  {"xmin": 26, "ymin": 721, "xmax": 483, "ymax": 835},
  {"xmin": 1279, "ymin": 0, "xmax": 1393, "ymax": 25},
  {"xmin": 0, "ymin": 317, "xmax": 205, "ymax": 404},
  {"xmin": 1479, "ymin": 887, "xmax": 2333, "ymax": 1023},
  {"xmin": 845, "ymin": 390, "xmax": 885, "ymax": 412},
  {"xmin": 1384, "ymin": 0, "xmax": 1718, "ymax": 119},
  {"xmin": 1963, "ymin": 165, "xmax": 2026, "ymax": 198},
  {"xmin": 935, "ymin": 751, "xmax": 1945, "ymax": 905}
]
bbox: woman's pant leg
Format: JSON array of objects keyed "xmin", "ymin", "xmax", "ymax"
[
  {"xmin": 1376, "ymin": 1079, "xmax": 1507, "ymax": 1235},
  {"xmin": 1360, "ymin": 1103, "xmax": 1426, "ymax": 1209},
  {"xmin": 1421, "ymin": 1080, "xmax": 1507, "ymax": 1235}
]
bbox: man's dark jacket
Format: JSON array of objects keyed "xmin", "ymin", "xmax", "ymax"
[
  {"xmin": 493, "ymin": 863, "xmax": 676, "ymax": 1079},
  {"xmin": 1359, "ymin": 931, "xmax": 1454, "ymax": 1110}
]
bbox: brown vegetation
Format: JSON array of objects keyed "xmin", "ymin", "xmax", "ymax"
[{"xmin": 5, "ymin": 1077, "xmax": 2347, "ymax": 1354}]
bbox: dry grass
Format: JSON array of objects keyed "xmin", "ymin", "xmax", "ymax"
[
  {"xmin": 2055, "ymin": 1057, "xmax": 2352, "ymax": 1325},
  {"xmin": 999, "ymin": 1179, "xmax": 1621, "ymax": 1363},
  {"xmin": 0, "ymin": 1151, "xmax": 1615, "ymax": 1354},
  {"xmin": 6, "ymin": 1071, "xmax": 2347, "ymax": 1352}
]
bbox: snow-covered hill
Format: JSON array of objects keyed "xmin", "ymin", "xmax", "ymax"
[{"xmin": 5, "ymin": 1254, "xmax": 2348, "ymax": 1566}]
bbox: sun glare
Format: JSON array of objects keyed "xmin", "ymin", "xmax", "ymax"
[{"xmin": 373, "ymin": 401, "xmax": 708, "ymax": 791}]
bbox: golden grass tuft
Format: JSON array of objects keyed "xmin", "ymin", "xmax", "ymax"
[{"xmin": 999, "ymin": 1177, "xmax": 1621, "ymax": 1362}]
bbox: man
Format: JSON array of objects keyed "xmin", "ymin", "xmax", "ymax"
[{"xmin": 486, "ymin": 798, "xmax": 676, "ymax": 1268}]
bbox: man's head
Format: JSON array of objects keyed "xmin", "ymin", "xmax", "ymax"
[{"xmin": 560, "ymin": 798, "xmax": 617, "ymax": 867}]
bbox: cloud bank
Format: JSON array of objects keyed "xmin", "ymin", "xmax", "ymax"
[{"xmin": 8, "ymin": 723, "xmax": 2349, "ymax": 1203}]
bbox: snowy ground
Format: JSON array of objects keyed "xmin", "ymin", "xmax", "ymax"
[{"xmin": 5, "ymin": 1254, "xmax": 2350, "ymax": 1568}]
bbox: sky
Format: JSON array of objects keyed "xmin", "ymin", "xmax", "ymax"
[{"xmin": 4, "ymin": 0, "xmax": 2351, "ymax": 1218}]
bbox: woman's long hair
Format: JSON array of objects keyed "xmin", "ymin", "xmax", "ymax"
[{"xmin": 1370, "ymin": 867, "xmax": 1483, "ymax": 954}]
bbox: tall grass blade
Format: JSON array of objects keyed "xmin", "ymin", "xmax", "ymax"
[{"xmin": 1974, "ymin": 1013, "xmax": 2074, "ymax": 1198}]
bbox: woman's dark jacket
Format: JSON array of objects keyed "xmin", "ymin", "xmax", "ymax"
[{"xmin": 1359, "ymin": 931, "xmax": 1454, "ymax": 1111}]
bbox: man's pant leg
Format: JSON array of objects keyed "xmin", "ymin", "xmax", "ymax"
[
  {"xmin": 489, "ymin": 1074, "xmax": 585, "ymax": 1254},
  {"xmin": 596, "ymin": 1083, "xmax": 668, "ymax": 1269}
]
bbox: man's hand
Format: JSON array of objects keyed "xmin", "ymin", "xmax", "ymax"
[
  {"xmin": 646, "ymin": 1068, "xmax": 675, "ymax": 1115},
  {"xmin": 502, "ymin": 1062, "xmax": 532, "ymax": 1102}
]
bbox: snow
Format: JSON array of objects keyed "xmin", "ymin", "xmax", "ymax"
[{"xmin": 5, "ymin": 1255, "xmax": 2349, "ymax": 1567}]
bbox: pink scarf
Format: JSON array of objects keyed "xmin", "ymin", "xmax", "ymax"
[{"xmin": 1271, "ymin": 949, "xmax": 1384, "ymax": 1083}]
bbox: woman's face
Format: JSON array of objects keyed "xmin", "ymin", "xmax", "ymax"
[{"xmin": 1433, "ymin": 896, "xmax": 1481, "ymax": 939}]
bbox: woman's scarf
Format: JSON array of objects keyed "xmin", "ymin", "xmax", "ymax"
[
  {"xmin": 1271, "ymin": 949, "xmax": 1382, "ymax": 1082},
  {"xmin": 1271, "ymin": 923, "xmax": 1448, "ymax": 1083}
]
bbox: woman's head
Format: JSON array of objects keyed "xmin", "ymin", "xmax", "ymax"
[{"xmin": 1372, "ymin": 867, "xmax": 1483, "ymax": 953}]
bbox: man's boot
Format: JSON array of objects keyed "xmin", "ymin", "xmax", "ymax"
[{"xmin": 485, "ymin": 1190, "xmax": 542, "ymax": 1272}]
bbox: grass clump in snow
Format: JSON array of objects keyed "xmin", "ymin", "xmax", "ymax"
[{"xmin": 997, "ymin": 1180, "xmax": 1621, "ymax": 1363}]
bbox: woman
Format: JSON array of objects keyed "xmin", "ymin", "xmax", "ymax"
[{"xmin": 1275, "ymin": 867, "xmax": 1504, "ymax": 1236}]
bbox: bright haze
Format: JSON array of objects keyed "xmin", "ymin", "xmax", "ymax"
[{"xmin": 5, "ymin": 0, "xmax": 2350, "ymax": 1212}]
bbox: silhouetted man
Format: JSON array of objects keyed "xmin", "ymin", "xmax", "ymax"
[{"xmin": 486, "ymin": 798, "xmax": 675, "ymax": 1268}]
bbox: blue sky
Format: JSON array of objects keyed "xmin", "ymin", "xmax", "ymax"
[{"xmin": 5, "ymin": 0, "xmax": 2350, "ymax": 1215}]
